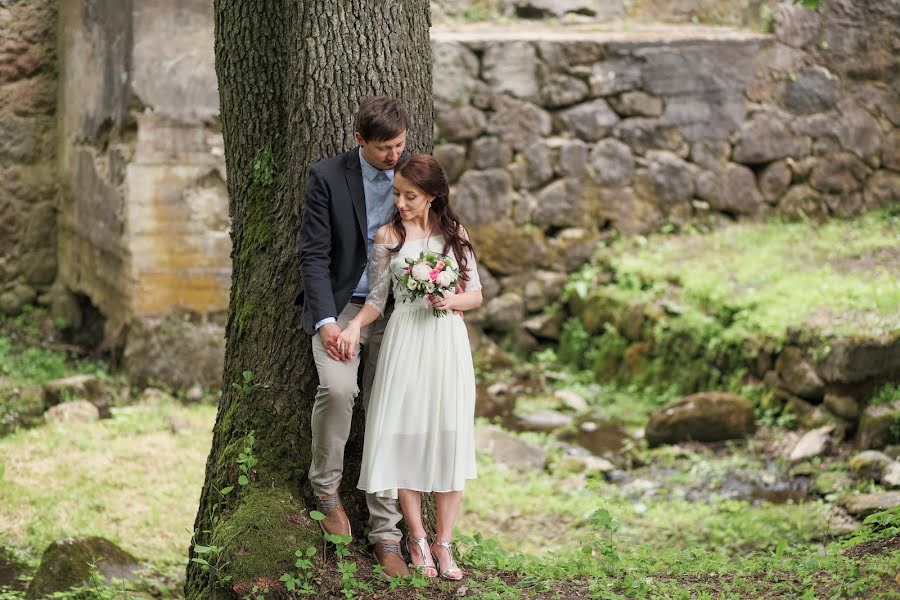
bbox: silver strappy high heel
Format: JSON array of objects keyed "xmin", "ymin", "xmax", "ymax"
[
  {"xmin": 406, "ymin": 536, "xmax": 437, "ymax": 578},
  {"xmin": 431, "ymin": 540, "xmax": 463, "ymax": 580}
]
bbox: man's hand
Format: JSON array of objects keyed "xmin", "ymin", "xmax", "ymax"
[
  {"xmin": 336, "ymin": 322, "xmax": 362, "ymax": 361},
  {"xmin": 318, "ymin": 323, "xmax": 343, "ymax": 361}
]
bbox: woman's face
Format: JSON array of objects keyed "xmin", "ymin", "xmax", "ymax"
[{"xmin": 393, "ymin": 173, "xmax": 433, "ymax": 222}]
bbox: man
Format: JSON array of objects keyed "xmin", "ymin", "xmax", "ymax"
[{"xmin": 298, "ymin": 96, "xmax": 409, "ymax": 577}]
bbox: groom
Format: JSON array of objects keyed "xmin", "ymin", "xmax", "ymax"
[{"xmin": 298, "ymin": 96, "xmax": 409, "ymax": 576}]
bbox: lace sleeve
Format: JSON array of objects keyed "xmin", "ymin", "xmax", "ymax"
[
  {"xmin": 458, "ymin": 227, "xmax": 482, "ymax": 292},
  {"xmin": 365, "ymin": 244, "xmax": 392, "ymax": 315}
]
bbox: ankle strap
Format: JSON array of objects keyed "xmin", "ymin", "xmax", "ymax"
[
  {"xmin": 316, "ymin": 494, "xmax": 340, "ymax": 511},
  {"xmin": 433, "ymin": 540, "xmax": 452, "ymax": 547}
]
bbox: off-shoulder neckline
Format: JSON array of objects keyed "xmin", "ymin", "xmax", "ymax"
[{"xmin": 374, "ymin": 234, "xmax": 445, "ymax": 247}]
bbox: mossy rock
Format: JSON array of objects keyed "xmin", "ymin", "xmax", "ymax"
[
  {"xmin": 209, "ymin": 485, "xmax": 320, "ymax": 590},
  {"xmin": 26, "ymin": 537, "xmax": 142, "ymax": 599},
  {"xmin": 856, "ymin": 401, "xmax": 900, "ymax": 449},
  {"xmin": 646, "ymin": 392, "xmax": 756, "ymax": 447}
]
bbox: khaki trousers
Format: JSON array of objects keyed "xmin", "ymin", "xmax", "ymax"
[{"xmin": 308, "ymin": 302, "xmax": 402, "ymax": 543}]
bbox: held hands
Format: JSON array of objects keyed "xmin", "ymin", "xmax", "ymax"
[
  {"xmin": 318, "ymin": 323, "xmax": 345, "ymax": 361},
  {"xmin": 336, "ymin": 321, "xmax": 361, "ymax": 361}
]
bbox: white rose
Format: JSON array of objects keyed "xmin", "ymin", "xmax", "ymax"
[
  {"xmin": 424, "ymin": 281, "xmax": 435, "ymax": 293},
  {"xmin": 435, "ymin": 270, "xmax": 454, "ymax": 288},
  {"xmin": 406, "ymin": 278, "xmax": 418, "ymax": 290},
  {"xmin": 411, "ymin": 263, "xmax": 431, "ymax": 282}
]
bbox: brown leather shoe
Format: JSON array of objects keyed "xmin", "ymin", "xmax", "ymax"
[
  {"xmin": 316, "ymin": 493, "xmax": 351, "ymax": 537},
  {"xmin": 373, "ymin": 541, "xmax": 410, "ymax": 578}
]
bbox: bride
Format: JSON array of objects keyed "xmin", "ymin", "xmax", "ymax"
[{"xmin": 335, "ymin": 154, "xmax": 482, "ymax": 580}]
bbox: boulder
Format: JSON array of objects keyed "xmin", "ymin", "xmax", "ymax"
[
  {"xmin": 775, "ymin": 347, "xmax": 825, "ymax": 400},
  {"xmin": 788, "ymin": 425, "xmax": 835, "ymax": 463},
  {"xmin": 475, "ymin": 425, "xmax": 548, "ymax": 472},
  {"xmin": 553, "ymin": 138, "xmax": 589, "ymax": 178},
  {"xmin": 809, "ymin": 153, "xmax": 868, "ymax": 195},
  {"xmin": 452, "ymin": 169, "xmax": 514, "ymax": 223},
  {"xmin": 44, "ymin": 401, "xmax": 100, "ymax": 424},
  {"xmin": 732, "ymin": 114, "xmax": 810, "ymax": 165},
  {"xmin": 469, "ymin": 221, "xmax": 549, "ymax": 275},
  {"xmin": 483, "ymin": 292, "xmax": 526, "ymax": 332},
  {"xmin": 633, "ymin": 151, "xmax": 695, "ymax": 206},
  {"xmin": 758, "ymin": 160, "xmax": 792, "ymax": 204},
  {"xmin": 482, "ymin": 42, "xmax": 540, "ymax": 103},
  {"xmin": 864, "ymin": 170, "xmax": 900, "ymax": 209},
  {"xmin": 848, "ymin": 450, "xmax": 893, "ymax": 481},
  {"xmin": 589, "ymin": 58, "xmax": 642, "ymax": 96},
  {"xmin": 433, "ymin": 143, "xmax": 467, "ymax": 184},
  {"xmin": 563, "ymin": 418, "xmax": 631, "ymax": 454},
  {"xmin": 512, "ymin": 409, "xmax": 574, "ymax": 433},
  {"xmin": 782, "ymin": 66, "xmax": 841, "ymax": 115},
  {"xmin": 487, "ymin": 97, "xmax": 553, "ymax": 152},
  {"xmin": 883, "ymin": 463, "xmax": 900, "ymax": 489},
  {"xmin": 558, "ymin": 99, "xmax": 620, "ymax": 142},
  {"xmin": 436, "ymin": 105, "xmax": 486, "ymax": 142},
  {"xmin": 523, "ymin": 271, "xmax": 567, "ymax": 311},
  {"xmin": 856, "ymin": 401, "xmax": 900, "ymax": 450},
  {"xmin": 695, "ymin": 163, "xmax": 764, "ymax": 215},
  {"xmin": 475, "ymin": 381, "xmax": 516, "ymax": 420},
  {"xmin": 124, "ymin": 315, "xmax": 225, "ymax": 389},
  {"xmin": 608, "ymin": 91, "xmax": 664, "ymax": 118},
  {"xmin": 554, "ymin": 389, "xmax": 589, "ymax": 412},
  {"xmin": 882, "ymin": 130, "xmax": 900, "ymax": 172},
  {"xmin": 505, "ymin": 0, "xmax": 624, "ymax": 19},
  {"xmin": 0, "ymin": 382, "xmax": 44, "ymax": 436},
  {"xmin": 613, "ymin": 118, "xmax": 688, "ymax": 157},
  {"xmin": 646, "ymin": 392, "xmax": 756, "ymax": 447},
  {"xmin": 470, "ymin": 136, "xmax": 512, "ymax": 170},
  {"xmin": 532, "ymin": 178, "xmax": 582, "ymax": 227},
  {"xmin": 773, "ymin": 2, "xmax": 822, "ymax": 48},
  {"xmin": 519, "ymin": 141, "xmax": 556, "ymax": 190},
  {"xmin": 547, "ymin": 227, "xmax": 599, "ymax": 271},
  {"xmin": 541, "ymin": 73, "xmax": 589, "ymax": 109},
  {"xmin": 589, "ymin": 185, "xmax": 665, "ymax": 235},
  {"xmin": 823, "ymin": 392, "xmax": 859, "ymax": 421},
  {"xmin": 837, "ymin": 491, "xmax": 900, "ymax": 518},
  {"xmin": 26, "ymin": 537, "xmax": 142, "ymax": 599},
  {"xmin": 823, "ymin": 506, "xmax": 862, "ymax": 536},
  {"xmin": 589, "ymin": 138, "xmax": 634, "ymax": 187},
  {"xmin": 431, "ymin": 42, "xmax": 480, "ymax": 105},
  {"xmin": 777, "ymin": 184, "xmax": 828, "ymax": 221},
  {"xmin": 837, "ymin": 104, "xmax": 883, "ymax": 161},
  {"xmin": 522, "ymin": 311, "xmax": 564, "ymax": 341}
]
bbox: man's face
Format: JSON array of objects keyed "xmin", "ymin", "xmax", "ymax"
[{"xmin": 356, "ymin": 130, "xmax": 407, "ymax": 171}]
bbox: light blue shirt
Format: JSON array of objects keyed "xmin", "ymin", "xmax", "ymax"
[{"xmin": 315, "ymin": 149, "xmax": 395, "ymax": 330}]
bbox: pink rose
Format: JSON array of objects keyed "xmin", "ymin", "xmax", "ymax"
[
  {"xmin": 435, "ymin": 270, "xmax": 454, "ymax": 288},
  {"xmin": 429, "ymin": 268, "xmax": 440, "ymax": 281},
  {"xmin": 436, "ymin": 261, "xmax": 446, "ymax": 270}
]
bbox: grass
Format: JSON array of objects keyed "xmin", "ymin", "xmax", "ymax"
[
  {"xmin": 605, "ymin": 209, "xmax": 899, "ymax": 341},
  {"xmin": 0, "ymin": 400, "xmax": 213, "ymax": 583}
]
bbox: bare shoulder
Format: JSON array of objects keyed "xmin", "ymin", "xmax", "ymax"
[
  {"xmin": 458, "ymin": 224, "xmax": 471, "ymax": 240},
  {"xmin": 375, "ymin": 224, "xmax": 399, "ymax": 245}
]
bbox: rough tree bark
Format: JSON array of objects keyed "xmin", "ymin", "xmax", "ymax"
[{"xmin": 185, "ymin": 2, "xmax": 433, "ymax": 598}]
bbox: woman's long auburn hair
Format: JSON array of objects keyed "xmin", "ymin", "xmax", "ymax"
[{"xmin": 389, "ymin": 154, "xmax": 476, "ymax": 281}]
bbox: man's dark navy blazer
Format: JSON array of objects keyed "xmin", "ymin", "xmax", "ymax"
[{"xmin": 297, "ymin": 147, "xmax": 372, "ymax": 336}]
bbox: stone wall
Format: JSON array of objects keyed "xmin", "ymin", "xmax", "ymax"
[
  {"xmin": 431, "ymin": 2, "xmax": 900, "ymax": 339},
  {"xmin": 55, "ymin": 0, "xmax": 226, "ymax": 387},
  {"xmin": 0, "ymin": 0, "xmax": 58, "ymax": 313}
]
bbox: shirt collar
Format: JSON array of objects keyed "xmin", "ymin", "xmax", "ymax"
[{"xmin": 359, "ymin": 147, "xmax": 394, "ymax": 182}]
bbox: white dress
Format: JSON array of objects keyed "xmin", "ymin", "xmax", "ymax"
[{"xmin": 357, "ymin": 234, "xmax": 481, "ymax": 496}]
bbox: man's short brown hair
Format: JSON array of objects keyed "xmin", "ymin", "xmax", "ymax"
[{"xmin": 355, "ymin": 96, "xmax": 409, "ymax": 142}]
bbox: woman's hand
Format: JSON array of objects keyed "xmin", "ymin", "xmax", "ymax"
[
  {"xmin": 336, "ymin": 321, "xmax": 361, "ymax": 361},
  {"xmin": 428, "ymin": 293, "xmax": 456, "ymax": 313}
]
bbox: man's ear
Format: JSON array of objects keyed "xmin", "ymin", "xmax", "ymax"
[{"xmin": 354, "ymin": 132, "xmax": 364, "ymax": 146}]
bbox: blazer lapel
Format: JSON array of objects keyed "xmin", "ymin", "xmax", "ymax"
[{"xmin": 345, "ymin": 148, "xmax": 367, "ymax": 244}]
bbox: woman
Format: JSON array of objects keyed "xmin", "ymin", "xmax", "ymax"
[{"xmin": 336, "ymin": 154, "xmax": 482, "ymax": 580}]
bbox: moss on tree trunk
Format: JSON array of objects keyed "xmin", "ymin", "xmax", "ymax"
[{"xmin": 185, "ymin": 2, "xmax": 433, "ymax": 598}]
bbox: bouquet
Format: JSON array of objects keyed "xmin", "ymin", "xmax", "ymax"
[{"xmin": 397, "ymin": 251, "xmax": 461, "ymax": 317}]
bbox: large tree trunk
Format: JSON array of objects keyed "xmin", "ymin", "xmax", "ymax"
[{"xmin": 185, "ymin": 3, "xmax": 432, "ymax": 598}]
